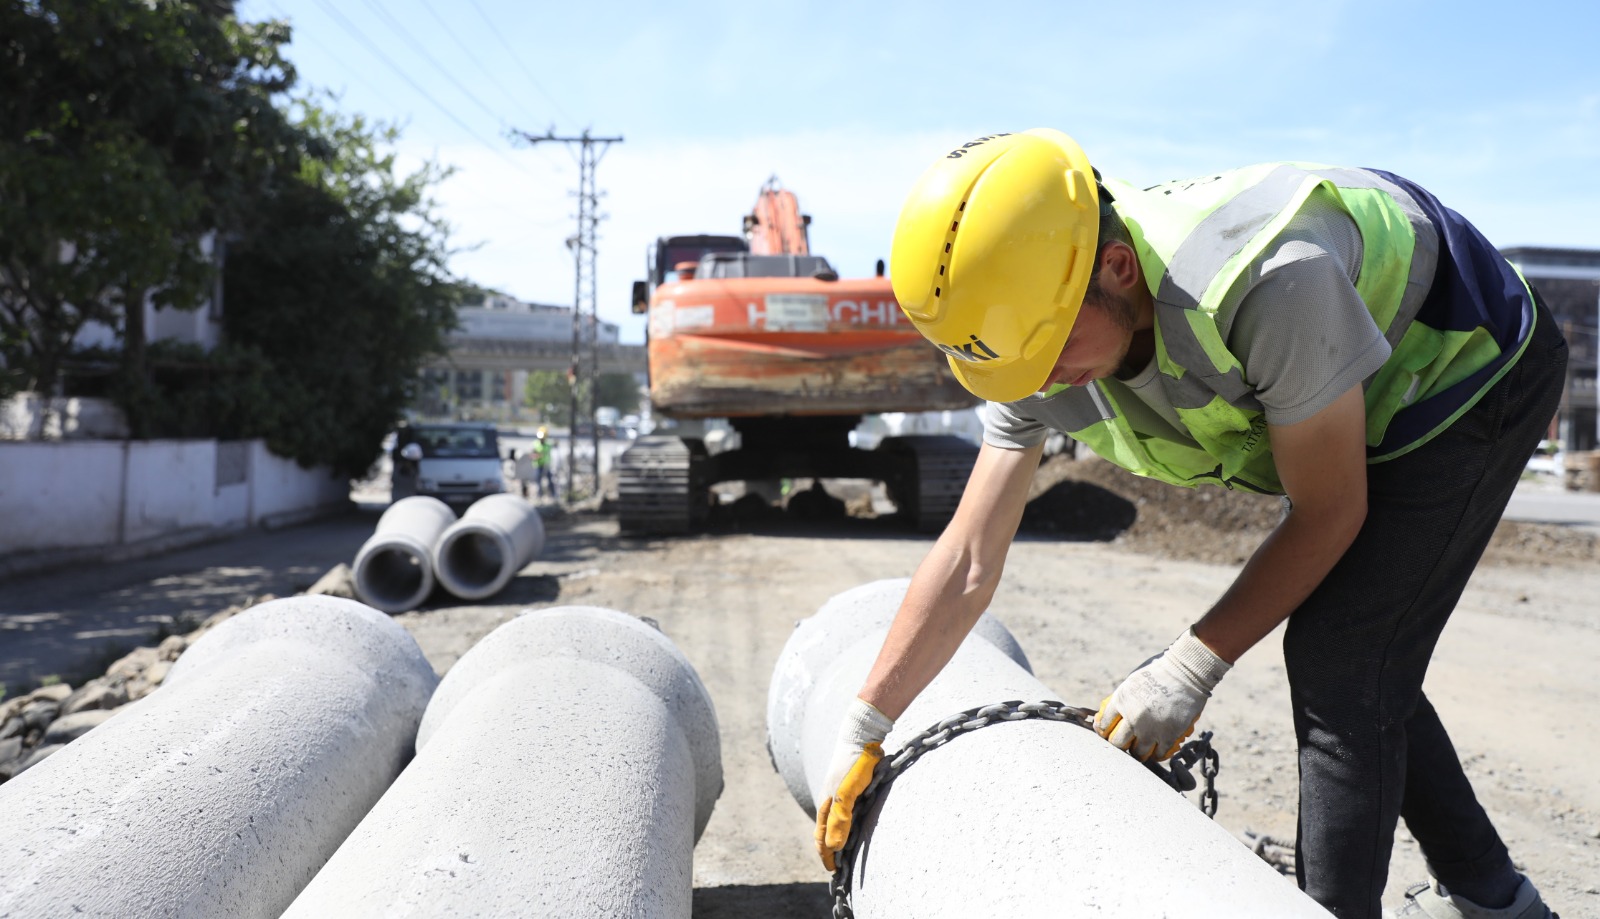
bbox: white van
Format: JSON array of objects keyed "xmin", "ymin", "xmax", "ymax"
[{"xmin": 390, "ymin": 422, "xmax": 507, "ymax": 509}]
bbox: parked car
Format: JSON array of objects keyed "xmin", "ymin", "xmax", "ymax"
[{"xmin": 389, "ymin": 422, "xmax": 506, "ymax": 509}]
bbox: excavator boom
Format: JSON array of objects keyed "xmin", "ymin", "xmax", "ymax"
[{"xmin": 742, "ymin": 176, "xmax": 810, "ymax": 255}]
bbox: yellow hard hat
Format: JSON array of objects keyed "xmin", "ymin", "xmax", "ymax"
[
  {"xmin": 536, "ymin": 426, "xmax": 548, "ymax": 438},
  {"xmin": 890, "ymin": 129, "xmax": 1100, "ymax": 403}
]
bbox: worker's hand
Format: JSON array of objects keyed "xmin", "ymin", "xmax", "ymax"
[
  {"xmin": 1094, "ymin": 628, "xmax": 1230, "ymax": 762},
  {"xmin": 814, "ymin": 697, "xmax": 894, "ymax": 872}
]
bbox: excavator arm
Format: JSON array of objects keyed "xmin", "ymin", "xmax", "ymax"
[{"xmin": 743, "ymin": 176, "xmax": 811, "ymax": 255}]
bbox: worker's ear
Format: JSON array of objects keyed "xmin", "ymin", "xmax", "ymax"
[{"xmin": 1098, "ymin": 241, "xmax": 1141, "ymax": 296}]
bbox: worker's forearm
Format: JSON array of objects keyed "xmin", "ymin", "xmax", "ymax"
[
  {"xmin": 858, "ymin": 540, "xmax": 998, "ymax": 720},
  {"xmin": 853, "ymin": 441, "xmax": 1040, "ymax": 721},
  {"xmin": 1193, "ymin": 502, "xmax": 1364, "ymax": 663}
]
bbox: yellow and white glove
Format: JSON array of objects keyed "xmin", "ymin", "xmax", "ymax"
[
  {"xmin": 1094, "ymin": 627, "xmax": 1230, "ymax": 762},
  {"xmin": 814, "ymin": 697, "xmax": 893, "ymax": 872}
]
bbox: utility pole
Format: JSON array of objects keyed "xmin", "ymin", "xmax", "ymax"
[{"xmin": 514, "ymin": 128, "xmax": 622, "ymax": 503}]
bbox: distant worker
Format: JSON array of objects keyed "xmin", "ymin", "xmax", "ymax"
[
  {"xmin": 814, "ymin": 130, "xmax": 1566, "ymax": 919},
  {"xmin": 530, "ymin": 426, "xmax": 557, "ymax": 502}
]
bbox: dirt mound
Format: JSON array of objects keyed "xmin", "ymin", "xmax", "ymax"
[
  {"xmin": 1021, "ymin": 454, "xmax": 1598, "ymax": 568},
  {"xmin": 1020, "ymin": 454, "xmax": 1281, "ymax": 565}
]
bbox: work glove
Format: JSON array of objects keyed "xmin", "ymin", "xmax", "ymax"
[
  {"xmin": 814, "ymin": 697, "xmax": 894, "ymax": 872},
  {"xmin": 1094, "ymin": 627, "xmax": 1230, "ymax": 762}
]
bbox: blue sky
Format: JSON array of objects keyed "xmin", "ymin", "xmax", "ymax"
[{"xmin": 239, "ymin": 0, "xmax": 1600, "ymax": 343}]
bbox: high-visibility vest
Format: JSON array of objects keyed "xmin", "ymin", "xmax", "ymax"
[
  {"xmin": 532, "ymin": 439, "xmax": 552, "ymax": 467},
  {"xmin": 1035, "ymin": 164, "xmax": 1535, "ymax": 493}
]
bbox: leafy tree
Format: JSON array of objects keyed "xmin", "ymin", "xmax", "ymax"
[
  {"xmin": 596, "ymin": 372, "xmax": 642, "ymax": 414},
  {"xmin": 524, "ymin": 369, "xmax": 580, "ymax": 427},
  {"xmin": 219, "ymin": 98, "xmax": 461, "ymax": 478},
  {"xmin": 525, "ymin": 371, "xmax": 640, "ymax": 425},
  {"xmin": 0, "ymin": 0, "xmax": 298, "ymax": 424}
]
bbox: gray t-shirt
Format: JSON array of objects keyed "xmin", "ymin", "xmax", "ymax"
[{"xmin": 985, "ymin": 189, "xmax": 1393, "ymax": 451}]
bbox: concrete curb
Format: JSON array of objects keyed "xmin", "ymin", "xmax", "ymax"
[{"xmin": 0, "ymin": 501, "xmax": 354, "ymax": 586}]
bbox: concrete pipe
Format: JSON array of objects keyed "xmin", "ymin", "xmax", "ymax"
[
  {"xmin": 284, "ymin": 606, "xmax": 721, "ymax": 919},
  {"xmin": 0, "ymin": 596, "xmax": 439, "ymax": 919},
  {"xmin": 352, "ymin": 495, "xmax": 457, "ymax": 613},
  {"xmin": 767, "ymin": 578, "xmax": 1330, "ymax": 918},
  {"xmin": 431, "ymin": 493, "xmax": 545, "ymax": 600}
]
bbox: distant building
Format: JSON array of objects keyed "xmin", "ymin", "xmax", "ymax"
[
  {"xmin": 459, "ymin": 292, "xmax": 621, "ymax": 345},
  {"xmin": 1501, "ymin": 247, "xmax": 1600, "ymax": 451},
  {"xmin": 416, "ymin": 291, "xmax": 621, "ymax": 423}
]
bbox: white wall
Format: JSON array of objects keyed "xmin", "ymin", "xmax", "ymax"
[
  {"xmin": 0, "ymin": 442, "xmax": 125, "ymax": 552},
  {"xmin": 214, "ymin": 482, "xmax": 251, "ymax": 530},
  {"xmin": 0, "ymin": 439, "xmax": 349, "ymax": 556},
  {"xmin": 123, "ymin": 441, "xmax": 215, "ymax": 543},
  {"xmin": 249, "ymin": 442, "xmax": 349, "ymax": 526}
]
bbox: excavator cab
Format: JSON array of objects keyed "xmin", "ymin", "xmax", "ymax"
[
  {"xmin": 635, "ymin": 234, "xmax": 747, "ymax": 314},
  {"xmin": 647, "ymin": 234, "xmax": 747, "ymax": 287}
]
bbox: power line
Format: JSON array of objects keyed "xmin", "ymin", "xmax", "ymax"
[
  {"xmin": 306, "ymin": 0, "xmax": 536, "ymax": 178},
  {"xmin": 354, "ymin": 0, "xmax": 507, "ymax": 131},
  {"xmin": 411, "ymin": 0, "xmax": 564, "ymax": 171},
  {"xmin": 260, "ymin": 1, "xmax": 408, "ymax": 112},
  {"xmin": 413, "ymin": 0, "xmax": 543, "ymax": 126},
  {"xmin": 463, "ymin": 0, "xmax": 580, "ymax": 131}
]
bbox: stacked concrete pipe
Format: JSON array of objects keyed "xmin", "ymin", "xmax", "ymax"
[
  {"xmin": 352, "ymin": 495, "xmax": 457, "ymax": 613},
  {"xmin": 284, "ymin": 605, "xmax": 721, "ymax": 918},
  {"xmin": 431, "ymin": 493, "xmax": 545, "ymax": 600},
  {"xmin": 767, "ymin": 578, "xmax": 1330, "ymax": 918},
  {"xmin": 0, "ymin": 596, "xmax": 438, "ymax": 919}
]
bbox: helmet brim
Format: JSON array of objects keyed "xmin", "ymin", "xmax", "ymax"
[{"xmin": 945, "ymin": 320, "xmax": 1071, "ymax": 404}]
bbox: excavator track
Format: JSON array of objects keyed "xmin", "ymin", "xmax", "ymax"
[
  {"xmin": 616, "ymin": 436, "xmax": 703, "ymax": 534},
  {"xmin": 879, "ymin": 435, "xmax": 980, "ymax": 532}
]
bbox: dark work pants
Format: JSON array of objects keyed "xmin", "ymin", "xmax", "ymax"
[{"xmin": 1283, "ymin": 298, "xmax": 1568, "ymax": 918}]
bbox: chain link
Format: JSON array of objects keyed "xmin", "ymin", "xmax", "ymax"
[
  {"xmin": 829, "ymin": 700, "xmax": 1221, "ymax": 919},
  {"xmin": 1240, "ymin": 829, "xmax": 1297, "ymax": 875}
]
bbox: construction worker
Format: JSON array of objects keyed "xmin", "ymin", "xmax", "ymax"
[
  {"xmin": 530, "ymin": 426, "xmax": 557, "ymax": 502},
  {"xmin": 815, "ymin": 130, "xmax": 1566, "ymax": 919}
]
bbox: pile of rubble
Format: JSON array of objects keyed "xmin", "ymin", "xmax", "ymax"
[{"xmin": 0, "ymin": 597, "xmax": 264, "ymax": 783}]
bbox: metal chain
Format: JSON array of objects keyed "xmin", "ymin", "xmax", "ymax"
[
  {"xmin": 829, "ymin": 700, "xmax": 1221, "ymax": 919},
  {"xmin": 1240, "ymin": 829, "xmax": 1297, "ymax": 875},
  {"xmin": 1162, "ymin": 729, "xmax": 1221, "ymax": 819}
]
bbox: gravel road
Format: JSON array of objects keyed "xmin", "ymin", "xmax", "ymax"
[{"xmin": 392, "ymin": 476, "xmax": 1600, "ymax": 917}]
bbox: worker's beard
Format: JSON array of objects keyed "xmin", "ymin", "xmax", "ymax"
[{"xmin": 1083, "ymin": 281, "xmax": 1144, "ymax": 379}]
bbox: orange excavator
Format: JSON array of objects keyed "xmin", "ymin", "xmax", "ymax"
[{"xmin": 617, "ymin": 177, "xmax": 978, "ymax": 533}]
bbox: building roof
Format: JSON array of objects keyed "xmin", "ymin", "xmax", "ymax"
[{"xmin": 1501, "ymin": 246, "xmax": 1600, "ymax": 278}]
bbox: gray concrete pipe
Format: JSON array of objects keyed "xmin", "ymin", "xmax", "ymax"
[
  {"xmin": 431, "ymin": 493, "xmax": 545, "ymax": 600},
  {"xmin": 0, "ymin": 596, "xmax": 439, "ymax": 919},
  {"xmin": 767, "ymin": 578, "xmax": 1331, "ymax": 918},
  {"xmin": 284, "ymin": 605, "xmax": 722, "ymax": 919},
  {"xmin": 352, "ymin": 495, "xmax": 457, "ymax": 613}
]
